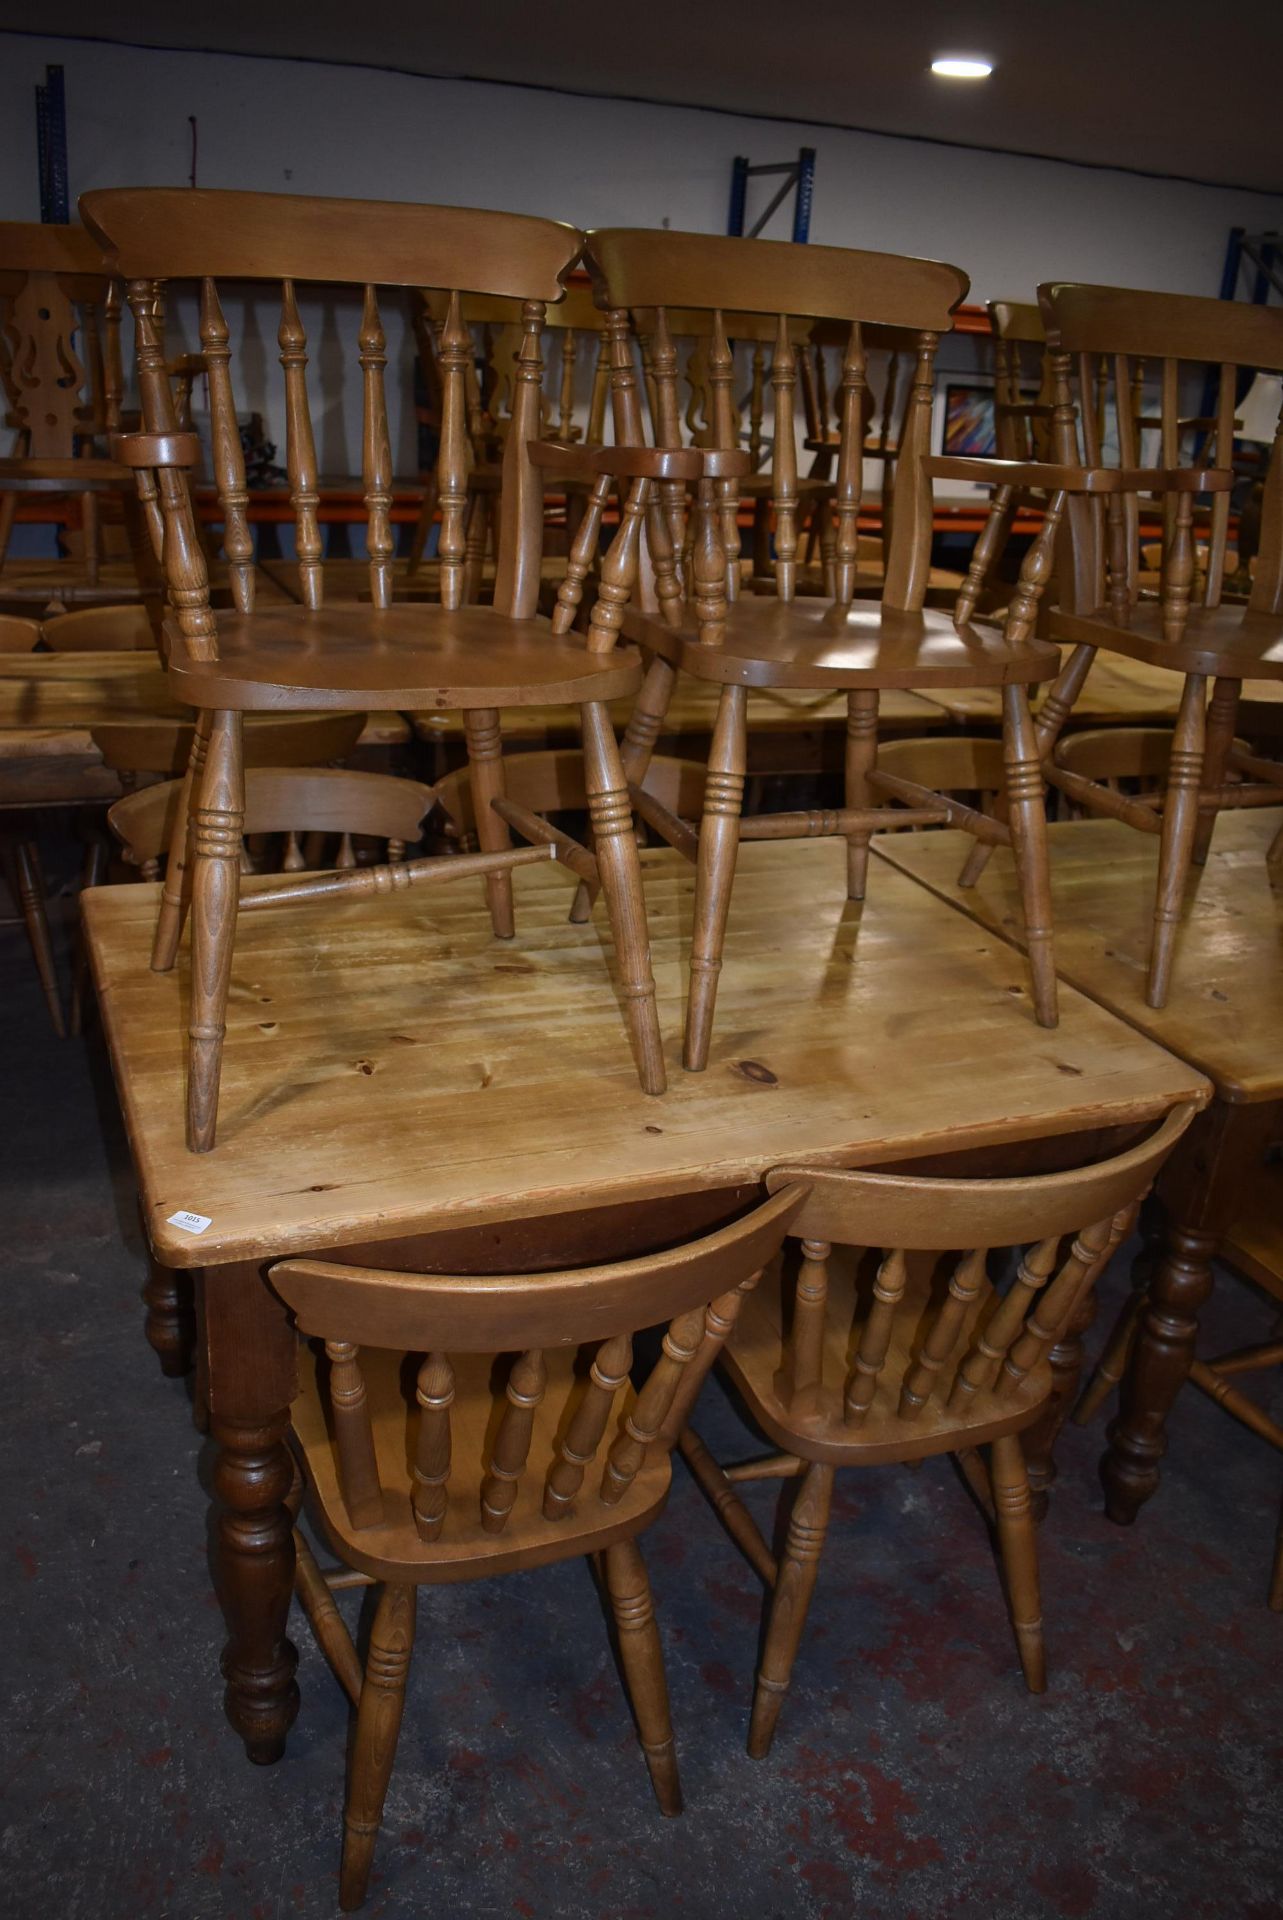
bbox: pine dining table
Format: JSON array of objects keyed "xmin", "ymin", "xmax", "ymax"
[{"xmin": 82, "ymin": 837, "xmax": 1207, "ymax": 1766}]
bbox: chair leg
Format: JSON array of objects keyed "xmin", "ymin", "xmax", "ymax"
[
  {"xmin": 572, "ymin": 654, "xmax": 678, "ymax": 926},
  {"xmin": 293, "ymin": 1528, "xmax": 364, "ymax": 1709},
  {"xmin": 462, "ymin": 707, "xmax": 515, "ymax": 940},
  {"xmin": 581, "ymin": 700, "xmax": 666, "ymax": 1095},
  {"xmin": 340, "ymin": 1582, "xmax": 417, "ymax": 1913},
  {"xmin": 1270, "ymin": 1491, "xmax": 1283, "ymax": 1613},
  {"xmin": 186, "ymin": 708, "xmax": 243, "ymax": 1154},
  {"xmin": 844, "ymin": 689, "xmax": 879, "ymax": 901},
  {"xmin": 142, "ymin": 1253, "xmax": 196, "ymax": 1378},
  {"xmin": 685, "ymin": 682, "xmax": 747, "ymax": 1073},
  {"xmin": 13, "ymin": 840, "xmax": 65, "ymax": 1037},
  {"xmin": 1148, "ymin": 671, "xmax": 1207, "ymax": 1010},
  {"xmin": 678, "ymin": 1427, "xmax": 778, "ymax": 1587},
  {"xmin": 1191, "ymin": 675, "xmax": 1240, "ymax": 867},
  {"xmin": 748, "ymin": 1461, "xmax": 835, "ymax": 1760},
  {"xmin": 152, "ymin": 710, "xmax": 210, "ymax": 972},
  {"xmin": 603, "ymin": 1536, "xmax": 682, "ymax": 1816},
  {"xmin": 70, "ymin": 835, "xmax": 108, "ymax": 1035},
  {"xmin": 1002, "ymin": 683, "xmax": 1057, "ymax": 1028},
  {"xmin": 989, "ymin": 1432, "xmax": 1046, "ymax": 1693}
]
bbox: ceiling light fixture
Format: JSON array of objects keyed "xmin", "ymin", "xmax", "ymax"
[{"xmin": 930, "ymin": 56, "xmax": 994, "ymax": 79}]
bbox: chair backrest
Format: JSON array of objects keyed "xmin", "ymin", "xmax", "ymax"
[
  {"xmin": 1040, "ymin": 281, "xmax": 1283, "ymax": 618},
  {"xmin": 987, "ymin": 300, "xmax": 1053, "ymax": 461},
  {"xmin": 585, "ymin": 228, "xmax": 968, "ymax": 614},
  {"xmin": 874, "ymin": 734, "xmax": 1008, "ymax": 804},
  {"xmin": 269, "ymin": 1184, "xmax": 806, "ymax": 1538},
  {"xmin": 79, "ymin": 189, "xmax": 585, "ymax": 653},
  {"xmin": 420, "ymin": 281, "xmax": 604, "ymax": 451},
  {"xmin": 760, "ymin": 1104, "xmax": 1194, "ymax": 1430},
  {"xmin": 0, "ymin": 220, "xmax": 123, "ymax": 458},
  {"xmin": 90, "ymin": 708, "xmax": 365, "ymax": 777},
  {"xmin": 433, "ymin": 747, "xmax": 705, "ymax": 842},
  {"xmin": 0, "ymin": 613, "xmax": 41, "ymax": 652},
  {"xmin": 110, "ymin": 764, "xmax": 435, "ymax": 876},
  {"xmin": 41, "ymin": 604, "xmax": 158, "ymax": 651}
]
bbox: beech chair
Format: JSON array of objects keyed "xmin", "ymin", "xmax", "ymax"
[
  {"xmin": 80, "ymin": 188, "xmax": 706, "ymax": 1151},
  {"xmin": 962, "ymin": 285, "xmax": 1270, "ymax": 1007},
  {"xmin": 0, "ymin": 220, "xmax": 154, "ymax": 613},
  {"xmin": 679, "ymin": 1104, "xmax": 1194, "ymax": 1757},
  {"xmin": 269, "ymin": 1183, "xmax": 805, "ymax": 1909},
  {"xmin": 0, "ymin": 612, "xmax": 40, "ymax": 651},
  {"xmin": 432, "ymin": 746, "xmax": 706, "ymax": 854},
  {"xmin": 42, "ymin": 603, "xmax": 158, "ymax": 650},
  {"xmin": 581, "ymin": 227, "xmax": 1091, "ymax": 1071},
  {"xmin": 108, "ymin": 764, "xmax": 435, "ymax": 885}
]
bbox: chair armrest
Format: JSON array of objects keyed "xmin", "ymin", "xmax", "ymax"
[
  {"xmin": 923, "ymin": 455, "xmax": 1233, "ymax": 494},
  {"xmin": 528, "ymin": 440, "xmax": 750, "ymax": 483},
  {"xmin": 110, "ymin": 431, "xmax": 201, "ymax": 470}
]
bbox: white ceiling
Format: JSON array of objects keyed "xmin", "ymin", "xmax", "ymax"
[{"xmin": 5, "ymin": 2, "xmax": 1282, "ymax": 195}]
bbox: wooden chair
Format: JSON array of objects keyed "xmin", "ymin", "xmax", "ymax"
[
  {"xmin": 963, "ymin": 285, "xmax": 1273, "ymax": 1008},
  {"xmin": 42, "ymin": 603, "xmax": 158, "ymax": 650},
  {"xmin": 109, "ymin": 763, "xmax": 435, "ymax": 884},
  {"xmin": 0, "ymin": 221, "xmax": 155, "ymax": 613},
  {"xmin": 0, "ymin": 612, "xmax": 40, "ymax": 651},
  {"xmin": 80, "ymin": 188, "xmax": 711, "ymax": 1150},
  {"xmin": 269, "ymin": 1183, "xmax": 805, "ymax": 1909},
  {"xmin": 433, "ymin": 746, "xmax": 706, "ymax": 853},
  {"xmin": 581, "ymin": 227, "xmax": 1094, "ymax": 1072},
  {"xmin": 679, "ymin": 1105, "xmax": 1194, "ymax": 1757}
]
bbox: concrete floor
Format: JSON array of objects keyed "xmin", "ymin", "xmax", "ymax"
[{"xmin": 2, "ymin": 882, "xmax": 1282, "ymax": 1920}]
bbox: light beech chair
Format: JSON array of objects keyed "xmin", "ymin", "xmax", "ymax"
[
  {"xmin": 580, "ymin": 227, "xmax": 1099, "ymax": 1072},
  {"xmin": 270, "ymin": 1183, "xmax": 805, "ymax": 1909},
  {"xmin": 962, "ymin": 284, "xmax": 1270, "ymax": 1007},
  {"xmin": 81, "ymin": 189, "xmax": 722, "ymax": 1149},
  {"xmin": 680, "ymin": 1105, "xmax": 1194, "ymax": 1756}
]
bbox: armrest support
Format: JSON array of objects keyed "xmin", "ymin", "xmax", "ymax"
[{"xmin": 923, "ymin": 455, "xmax": 1233, "ymax": 493}]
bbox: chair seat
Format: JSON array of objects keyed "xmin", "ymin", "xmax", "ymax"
[
  {"xmin": 164, "ymin": 603, "xmax": 645, "ymax": 710},
  {"xmin": 720, "ymin": 1248, "xmax": 1052, "ymax": 1466},
  {"xmin": 621, "ymin": 596, "xmax": 1057, "ymax": 690},
  {"xmin": 1051, "ymin": 602, "xmax": 1283, "ymax": 681},
  {"xmin": 291, "ymin": 1342, "xmax": 672, "ymax": 1584}
]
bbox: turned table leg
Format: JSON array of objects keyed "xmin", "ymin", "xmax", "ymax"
[
  {"xmin": 142, "ymin": 1252, "xmax": 197, "ymax": 1378},
  {"xmin": 204, "ymin": 1259, "xmax": 300, "ymax": 1764},
  {"xmin": 1101, "ymin": 1101, "xmax": 1264, "ymax": 1525}
]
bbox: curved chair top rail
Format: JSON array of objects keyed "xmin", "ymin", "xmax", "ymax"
[
  {"xmin": 90, "ymin": 709, "xmax": 367, "ymax": 778},
  {"xmin": 1042, "ymin": 281, "xmax": 1283, "ymax": 372},
  {"xmin": 0, "ymin": 218, "xmax": 107, "ymax": 289},
  {"xmin": 419, "ymin": 282, "xmax": 602, "ymax": 331},
  {"xmin": 765, "ymin": 1104, "xmax": 1197, "ymax": 1249},
  {"xmin": 988, "ymin": 299, "xmax": 1045, "ymax": 344},
  {"xmin": 585, "ymin": 228, "xmax": 969, "ymax": 332},
  {"xmin": 270, "ymin": 1185, "xmax": 808, "ymax": 1354},
  {"xmin": 79, "ymin": 189, "xmax": 584, "ymax": 302}
]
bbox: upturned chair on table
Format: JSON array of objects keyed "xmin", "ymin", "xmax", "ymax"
[
  {"xmin": 961, "ymin": 284, "xmax": 1270, "ymax": 1008},
  {"xmin": 578, "ymin": 228, "xmax": 1090, "ymax": 1073},
  {"xmin": 680, "ymin": 1104, "xmax": 1194, "ymax": 1756},
  {"xmin": 79, "ymin": 188, "xmax": 710, "ymax": 1151},
  {"xmin": 269, "ymin": 1183, "xmax": 805, "ymax": 1910}
]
